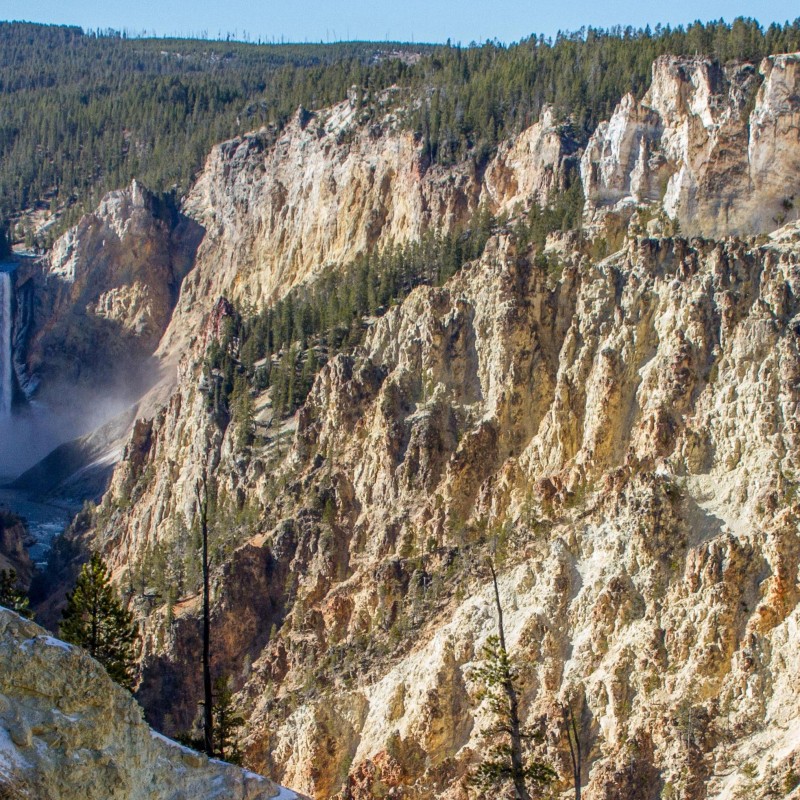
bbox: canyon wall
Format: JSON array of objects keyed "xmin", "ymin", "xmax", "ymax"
[
  {"xmin": 158, "ymin": 98, "xmax": 577, "ymax": 359},
  {"xmin": 19, "ymin": 181, "xmax": 203, "ymax": 398},
  {"xmin": 92, "ymin": 223, "xmax": 800, "ymax": 798},
  {"xmin": 36, "ymin": 51, "xmax": 800, "ymax": 799},
  {"xmin": 582, "ymin": 54, "xmax": 800, "ymax": 237}
]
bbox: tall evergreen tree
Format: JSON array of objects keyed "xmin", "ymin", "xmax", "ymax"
[
  {"xmin": 0, "ymin": 221, "xmax": 11, "ymax": 259},
  {"xmin": 60, "ymin": 553, "xmax": 139, "ymax": 689},
  {"xmin": 212, "ymin": 675, "xmax": 244, "ymax": 764}
]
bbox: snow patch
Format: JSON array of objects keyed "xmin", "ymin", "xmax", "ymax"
[
  {"xmin": 39, "ymin": 636, "xmax": 74, "ymax": 652},
  {"xmin": 19, "ymin": 635, "xmax": 74, "ymax": 654},
  {"xmin": 150, "ymin": 729, "xmax": 202, "ymax": 757},
  {"xmin": 271, "ymin": 786, "xmax": 299, "ymax": 800}
]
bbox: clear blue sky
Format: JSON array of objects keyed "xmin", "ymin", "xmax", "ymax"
[{"xmin": 0, "ymin": 0, "xmax": 797, "ymax": 44}]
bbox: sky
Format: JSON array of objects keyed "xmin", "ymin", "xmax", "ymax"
[{"xmin": 0, "ymin": 0, "xmax": 797, "ymax": 45}]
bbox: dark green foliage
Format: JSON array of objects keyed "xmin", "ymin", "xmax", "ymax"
[
  {"xmin": 0, "ymin": 569, "xmax": 32, "ymax": 618},
  {"xmin": 230, "ymin": 374, "xmax": 255, "ymax": 449},
  {"xmin": 29, "ymin": 532, "xmax": 81, "ymax": 603},
  {"xmin": 60, "ymin": 552, "xmax": 139, "ymax": 689},
  {"xmin": 174, "ymin": 675, "xmax": 244, "ymax": 762},
  {"xmin": 472, "ymin": 635, "xmax": 555, "ymax": 798},
  {"xmin": 203, "ymin": 313, "xmax": 241, "ymax": 426},
  {"xmin": 784, "ymin": 770, "xmax": 800, "ymax": 795},
  {"xmin": 202, "ymin": 207, "xmax": 495, "ymax": 426},
  {"xmin": 514, "ymin": 176, "xmax": 585, "ymax": 250},
  {"xmin": 0, "ymin": 220, "xmax": 11, "ymax": 258},
  {"xmin": 212, "ymin": 675, "xmax": 244, "ymax": 764},
  {"xmin": 0, "ymin": 22, "xmax": 427, "ymax": 234},
  {"xmin": 3, "ymin": 19, "xmax": 800, "ymax": 237}
]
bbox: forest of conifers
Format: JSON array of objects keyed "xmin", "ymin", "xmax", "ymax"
[{"xmin": 2, "ymin": 17, "xmax": 800, "ymax": 243}]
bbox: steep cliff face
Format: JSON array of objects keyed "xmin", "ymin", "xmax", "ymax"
[
  {"xmin": 91, "ymin": 220, "xmax": 800, "ymax": 798},
  {"xmin": 0, "ymin": 608, "xmax": 299, "ymax": 800},
  {"xmin": 582, "ymin": 54, "xmax": 800, "ymax": 237},
  {"xmin": 158, "ymin": 98, "xmax": 577, "ymax": 358},
  {"xmin": 60, "ymin": 52, "xmax": 800, "ymax": 800},
  {"xmin": 21, "ymin": 180, "xmax": 203, "ymax": 396}
]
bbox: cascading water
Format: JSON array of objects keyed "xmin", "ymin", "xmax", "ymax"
[
  {"xmin": 0, "ymin": 268, "xmax": 12, "ymax": 417},
  {"xmin": 0, "ymin": 261, "xmax": 77, "ymax": 566}
]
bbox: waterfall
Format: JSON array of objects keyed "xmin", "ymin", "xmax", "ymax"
[{"xmin": 0, "ymin": 270, "xmax": 12, "ymax": 416}]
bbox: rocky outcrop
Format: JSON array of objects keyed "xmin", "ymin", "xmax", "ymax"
[
  {"xmin": 0, "ymin": 183, "xmax": 204, "ymax": 481},
  {"xmin": 582, "ymin": 54, "xmax": 800, "ymax": 237},
  {"xmin": 21, "ymin": 180, "xmax": 203, "ymax": 396},
  {"xmin": 0, "ymin": 608, "xmax": 299, "ymax": 800},
  {"xmin": 483, "ymin": 105, "xmax": 581, "ymax": 214}
]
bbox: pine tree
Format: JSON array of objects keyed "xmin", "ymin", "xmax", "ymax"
[
  {"xmin": 212, "ymin": 675, "xmax": 244, "ymax": 764},
  {"xmin": 231, "ymin": 374, "xmax": 255, "ymax": 449},
  {"xmin": 60, "ymin": 553, "xmax": 139, "ymax": 689},
  {"xmin": 0, "ymin": 569, "xmax": 32, "ymax": 618},
  {"xmin": 0, "ymin": 220, "xmax": 12, "ymax": 258},
  {"xmin": 471, "ymin": 560, "xmax": 554, "ymax": 799}
]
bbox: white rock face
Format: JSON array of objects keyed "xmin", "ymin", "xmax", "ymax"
[
  {"xmin": 582, "ymin": 54, "xmax": 800, "ymax": 236},
  {"xmin": 483, "ymin": 105, "xmax": 578, "ymax": 214},
  {"xmin": 0, "ymin": 607, "xmax": 300, "ymax": 800},
  {"xmin": 749, "ymin": 55, "xmax": 800, "ymax": 229}
]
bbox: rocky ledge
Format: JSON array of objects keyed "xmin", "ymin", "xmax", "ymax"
[{"xmin": 0, "ymin": 608, "xmax": 300, "ymax": 800}]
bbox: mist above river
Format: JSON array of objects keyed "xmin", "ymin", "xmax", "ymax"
[{"xmin": 0, "ymin": 387, "xmax": 139, "ymax": 480}]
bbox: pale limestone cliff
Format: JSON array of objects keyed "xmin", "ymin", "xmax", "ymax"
[
  {"xmin": 483, "ymin": 105, "xmax": 580, "ymax": 215},
  {"xmin": 582, "ymin": 54, "xmax": 800, "ymax": 237},
  {"xmin": 0, "ymin": 607, "xmax": 299, "ymax": 800},
  {"xmin": 158, "ymin": 99, "xmax": 577, "ymax": 359}
]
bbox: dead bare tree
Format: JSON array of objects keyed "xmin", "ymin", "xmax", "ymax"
[
  {"xmin": 562, "ymin": 701, "xmax": 583, "ymax": 800},
  {"xmin": 471, "ymin": 558, "xmax": 554, "ymax": 799},
  {"xmin": 198, "ymin": 468, "xmax": 214, "ymax": 757}
]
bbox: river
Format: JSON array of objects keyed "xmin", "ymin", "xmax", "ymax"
[{"xmin": 0, "ymin": 478, "xmax": 78, "ymax": 566}]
